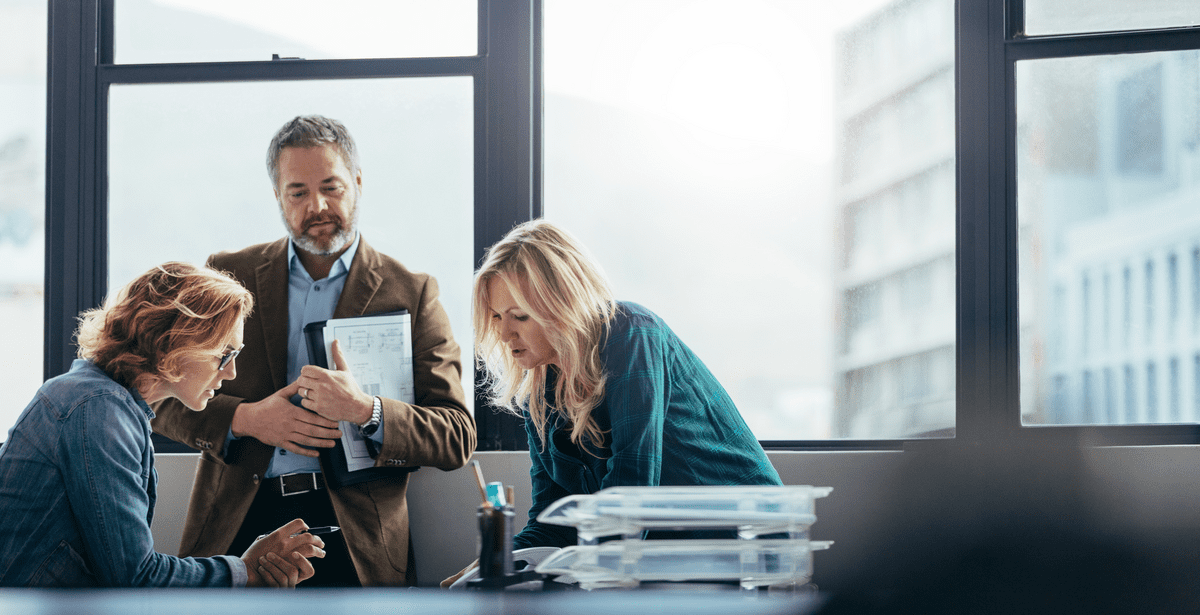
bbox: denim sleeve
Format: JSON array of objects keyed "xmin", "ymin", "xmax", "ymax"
[
  {"xmin": 60, "ymin": 394, "xmax": 238, "ymax": 587},
  {"xmin": 512, "ymin": 418, "xmax": 577, "ymax": 551},
  {"xmin": 598, "ymin": 323, "xmax": 666, "ymax": 488},
  {"xmin": 215, "ymin": 555, "xmax": 248, "ymax": 587}
]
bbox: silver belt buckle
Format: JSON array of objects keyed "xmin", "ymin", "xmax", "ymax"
[{"xmin": 280, "ymin": 472, "xmax": 318, "ymax": 497}]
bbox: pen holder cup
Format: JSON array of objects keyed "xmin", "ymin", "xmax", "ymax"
[{"xmin": 477, "ymin": 504, "xmax": 515, "ymax": 580}]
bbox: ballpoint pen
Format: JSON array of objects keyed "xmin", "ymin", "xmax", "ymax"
[{"xmin": 292, "ymin": 525, "xmax": 340, "ymax": 537}]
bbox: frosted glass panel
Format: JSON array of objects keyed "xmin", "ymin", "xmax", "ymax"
[
  {"xmin": 0, "ymin": 0, "xmax": 46, "ymax": 441},
  {"xmin": 544, "ymin": 0, "xmax": 956, "ymax": 440},
  {"xmin": 114, "ymin": 0, "xmax": 476, "ymax": 63},
  {"xmin": 1025, "ymin": 0, "xmax": 1200, "ymax": 36},
  {"xmin": 1018, "ymin": 50, "xmax": 1200, "ymax": 425}
]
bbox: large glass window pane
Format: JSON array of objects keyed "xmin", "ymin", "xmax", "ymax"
[
  {"xmin": 1018, "ymin": 50, "xmax": 1200, "ymax": 426},
  {"xmin": 544, "ymin": 0, "xmax": 956, "ymax": 440},
  {"xmin": 0, "ymin": 0, "xmax": 46, "ymax": 440},
  {"xmin": 115, "ymin": 0, "xmax": 476, "ymax": 64},
  {"xmin": 1025, "ymin": 0, "xmax": 1200, "ymax": 37},
  {"xmin": 108, "ymin": 77, "xmax": 475, "ymax": 409}
]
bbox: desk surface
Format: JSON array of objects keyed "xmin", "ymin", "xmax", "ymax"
[{"xmin": 1, "ymin": 587, "xmax": 821, "ymax": 615}]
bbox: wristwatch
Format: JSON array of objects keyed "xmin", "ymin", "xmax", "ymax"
[{"xmin": 359, "ymin": 396, "xmax": 382, "ymax": 437}]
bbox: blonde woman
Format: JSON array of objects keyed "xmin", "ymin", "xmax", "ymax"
[
  {"xmin": 0, "ymin": 263, "xmax": 324, "ymax": 587},
  {"xmin": 474, "ymin": 220, "xmax": 782, "ymax": 550}
]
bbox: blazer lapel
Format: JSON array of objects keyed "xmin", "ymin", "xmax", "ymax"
[
  {"xmin": 255, "ymin": 241, "xmax": 291, "ymax": 390},
  {"xmin": 334, "ymin": 236, "xmax": 384, "ymax": 319}
]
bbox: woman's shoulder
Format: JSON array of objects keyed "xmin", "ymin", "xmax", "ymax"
[
  {"xmin": 611, "ymin": 301, "xmax": 665, "ymax": 331},
  {"xmin": 603, "ymin": 301, "xmax": 675, "ymax": 355},
  {"xmin": 38, "ymin": 360, "xmax": 139, "ymax": 414}
]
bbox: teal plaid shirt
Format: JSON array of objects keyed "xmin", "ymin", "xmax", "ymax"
[{"xmin": 513, "ymin": 302, "xmax": 782, "ymax": 549}]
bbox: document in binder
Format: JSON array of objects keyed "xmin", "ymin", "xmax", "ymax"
[{"xmin": 303, "ymin": 310, "xmax": 417, "ymax": 488}]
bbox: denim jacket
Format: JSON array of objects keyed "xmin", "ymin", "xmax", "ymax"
[{"xmin": 0, "ymin": 359, "xmax": 245, "ymax": 587}]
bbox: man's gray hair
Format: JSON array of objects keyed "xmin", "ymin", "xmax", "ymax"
[{"xmin": 266, "ymin": 115, "xmax": 361, "ymax": 190}]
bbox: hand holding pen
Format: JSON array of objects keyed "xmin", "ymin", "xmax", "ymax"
[{"xmin": 243, "ymin": 518, "xmax": 326, "ymax": 588}]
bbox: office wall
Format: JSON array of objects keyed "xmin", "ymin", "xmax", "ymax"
[{"xmin": 151, "ymin": 446, "xmax": 1200, "ymax": 589}]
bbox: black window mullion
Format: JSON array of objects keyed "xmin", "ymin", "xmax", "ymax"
[
  {"xmin": 473, "ymin": 0, "xmax": 539, "ymax": 451},
  {"xmin": 1027, "ymin": 424, "xmax": 1200, "ymax": 446},
  {"xmin": 531, "ymin": 0, "xmax": 543, "ymax": 220},
  {"xmin": 1007, "ymin": 0, "xmax": 1025, "ymax": 39},
  {"xmin": 478, "ymin": 0, "xmax": 538, "ymax": 260},
  {"xmin": 98, "ymin": 57, "xmax": 485, "ymax": 86},
  {"xmin": 98, "ymin": 0, "xmax": 113, "ymax": 65},
  {"xmin": 1007, "ymin": 27, "xmax": 1200, "ymax": 61},
  {"xmin": 955, "ymin": 0, "xmax": 1022, "ymax": 444},
  {"xmin": 45, "ymin": 0, "xmax": 106, "ymax": 381}
]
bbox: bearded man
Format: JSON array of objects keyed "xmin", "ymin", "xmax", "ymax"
[{"xmin": 152, "ymin": 115, "xmax": 476, "ymax": 587}]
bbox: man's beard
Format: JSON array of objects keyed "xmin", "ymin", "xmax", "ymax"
[{"xmin": 284, "ymin": 206, "xmax": 359, "ymax": 256}]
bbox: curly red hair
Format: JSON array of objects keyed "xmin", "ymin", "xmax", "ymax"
[{"xmin": 75, "ymin": 262, "xmax": 253, "ymax": 389}]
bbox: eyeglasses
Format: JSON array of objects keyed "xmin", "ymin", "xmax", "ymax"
[{"xmin": 218, "ymin": 346, "xmax": 243, "ymax": 371}]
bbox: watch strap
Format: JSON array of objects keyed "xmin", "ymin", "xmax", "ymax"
[{"xmin": 358, "ymin": 396, "xmax": 382, "ymax": 436}]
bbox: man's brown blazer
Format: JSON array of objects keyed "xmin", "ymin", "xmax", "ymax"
[{"xmin": 151, "ymin": 236, "xmax": 476, "ymax": 586}]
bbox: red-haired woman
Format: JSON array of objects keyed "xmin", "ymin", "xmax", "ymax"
[{"xmin": 0, "ymin": 262, "xmax": 324, "ymax": 588}]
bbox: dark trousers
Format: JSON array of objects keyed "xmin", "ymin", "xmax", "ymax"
[{"xmin": 227, "ymin": 482, "xmax": 361, "ymax": 588}]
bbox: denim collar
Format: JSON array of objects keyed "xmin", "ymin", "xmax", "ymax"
[{"xmin": 73, "ymin": 358, "xmax": 155, "ymax": 421}]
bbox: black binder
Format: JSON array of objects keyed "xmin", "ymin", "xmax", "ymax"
[{"xmin": 303, "ymin": 310, "xmax": 418, "ymax": 488}]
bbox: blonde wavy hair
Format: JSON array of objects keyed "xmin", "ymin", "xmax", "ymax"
[
  {"xmin": 473, "ymin": 220, "xmax": 617, "ymax": 449},
  {"xmin": 75, "ymin": 262, "xmax": 253, "ymax": 391}
]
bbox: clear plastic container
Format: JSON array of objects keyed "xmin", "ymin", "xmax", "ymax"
[
  {"xmin": 536, "ymin": 485, "xmax": 833, "ymax": 542},
  {"xmin": 534, "ymin": 538, "xmax": 833, "ymax": 590}
]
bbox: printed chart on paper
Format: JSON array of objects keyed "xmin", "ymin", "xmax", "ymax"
[{"xmin": 322, "ymin": 312, "xmax": 414, "ymax": 471}]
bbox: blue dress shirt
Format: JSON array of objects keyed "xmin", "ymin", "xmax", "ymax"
[{"xmin": 225, "ymin": 233, "xmax": 384, "ymax": 478}]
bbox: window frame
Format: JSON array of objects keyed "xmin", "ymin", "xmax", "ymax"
[
  {"xmin": 45, "ymin": 0, "xmax": 538, "ymax": 452},
  {"xmin": 44, "ymin": 0, "xmax": 1200, "ymax": 453},
  {"xmin": 951, "ymin": 0, "xmax": 1200, "ymax": 448}
]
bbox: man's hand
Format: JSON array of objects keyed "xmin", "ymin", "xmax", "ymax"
[
  {"xmin": 297, "ymin": 339, "xmax": 374, "ymax": 425},
  {"xmin": 231, "ymin": 382, "xmax": 342, "ymax": 457},
  {"xmin": 242, "ymin": 518, "xmax": 325, "ymax": 588},
  {"xmin": 440, "ymin": 558, "xmax": 479, "ymax": 589},
  {"xmin": 253, "ymin": 551, "xmax": 309, "ymax": 588}
]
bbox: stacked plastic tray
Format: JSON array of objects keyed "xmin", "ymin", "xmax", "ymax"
[{"xmin": 533, "ymin": 485, "xmax": 833, "ymax": 590}]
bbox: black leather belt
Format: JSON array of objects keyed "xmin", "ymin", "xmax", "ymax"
[{"xmin": 267, "ymin": 472, "xmax": 326, "ymax": 497}]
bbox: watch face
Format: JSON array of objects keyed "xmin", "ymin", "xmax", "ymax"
[{"xmin": 360, "ymin": 422, "xmax": 379, "ymax": 437}]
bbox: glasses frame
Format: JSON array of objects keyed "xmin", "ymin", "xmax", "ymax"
[{"xmin": 218, "ymin": 346, "xmax": 243, "ymax": 371}]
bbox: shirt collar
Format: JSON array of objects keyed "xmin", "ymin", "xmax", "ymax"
[{"xmin": 287, "ymin": 232, "xmax": 361, "ymax": 281}]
